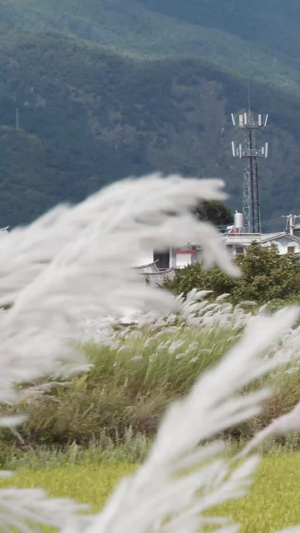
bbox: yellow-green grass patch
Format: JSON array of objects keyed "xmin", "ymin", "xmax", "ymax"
[{"xmin": 2, "ymin": 455, "xmax": 300, "ymax": 531}]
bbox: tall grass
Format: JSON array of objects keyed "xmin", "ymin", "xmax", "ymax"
[
  {"xmin": 0, "ymin": 431, "xmax": 151, "ymax": 471},
  {"xmin": 2, "ymin": 322, "xmax": 238, "ymax": 446},
  {"xmin": 3, "ymin": 295, "xmax": 300, "ymax": 450},
  {"xmin": 2, "ymin": 175, "xmax": 300, "ymax": 531}
]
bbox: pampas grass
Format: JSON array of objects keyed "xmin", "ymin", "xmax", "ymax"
[{"xmin": 0, "ymin": 174, "xmax": 300, "ymax": 532}]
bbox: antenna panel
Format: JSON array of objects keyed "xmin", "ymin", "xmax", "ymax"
[{"xmin": 265, "ymin": 142, "xmax": 269, "ymax": 158}]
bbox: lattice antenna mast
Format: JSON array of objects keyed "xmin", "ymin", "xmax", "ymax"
[{"xmin": 231, "ymin": 111, "xmax": 269, "ymax": 233}]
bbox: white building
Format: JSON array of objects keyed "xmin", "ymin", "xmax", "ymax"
[
  {"xmin": 153, "ymin": 247, "xmax": 200, "ymax": 270},
  {"xmin": 150, "ymin": 231, "xmax": 300, "ymax": 271},
  {"xmin": 224, "ymin": 231, "xmax": 300, "ymax": 257}
]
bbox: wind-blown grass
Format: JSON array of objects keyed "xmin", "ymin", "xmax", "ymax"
[
  {"xmin": 4, "ymin": 292, "xmax": 300, "ymax": 448},
  {"xmin": 2, "ymin": 175, "xmax": 300, "ymax": 531},
  {"xmin": 1, "ymin": 311, "xmax": 243, "ymax": 446}
]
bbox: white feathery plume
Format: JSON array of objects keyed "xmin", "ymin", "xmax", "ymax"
[
  {"xmin": 239, "ymin": 401, "xmax": 300, "ymax": 459},
  {"xmin": 0, "ymin": 174, "xmax": 243, "ymax": 533},
  {"xmin": 69, "ymin": 307, "xmax": 299, "ymax": 533},
  {"xmin": 0, "ymin": 174, "xmax": 235, "ymax": 306},
  {"xmin": 1, "ymin": 175, "xmax": 300, "ymax": 532},
  {"xmin": 0, "ymin": 488, "xmax": 89, "ymax": 532},
  {"xmin": 0, "ymin": 175, "xmax": 236, "ymax": 404}
]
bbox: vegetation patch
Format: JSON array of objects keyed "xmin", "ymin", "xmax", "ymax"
[
  {"xmin": 164, "ymin": 243, "xmax": 300, "ymax": 304},
  {"xmin": 2, "ymin": 454, "xmax": 300, "ymax": 531},
  {"xmin": 0, "ymin": 463, "xmax": 137, "ymax": 512},
  {"xmin": 219, "ymin": 453, "xmax": 300, "ymax": 532},
  {"xmin": 2, "ymin": 285, "xmax": 300, "ymax": 449},
  {"xmin": 1, "ymin": 325, "xmax": 236, "ymax": 446}
]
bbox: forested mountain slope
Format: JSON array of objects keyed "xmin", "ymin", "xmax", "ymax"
[
  {"xmin": 1, "ymin": 0, "xmax": 300, "ymax": 95},
  {"xmin": 0, "ymin": 31, "xmax": 299, "ymax": 228},
  {"xmin": 141, "ymin": 0, "xmax": 300, "ymax": 65}
]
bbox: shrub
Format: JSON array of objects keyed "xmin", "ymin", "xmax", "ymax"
[{"xmin": 164, "ymin": 242, "xmax": 300, "ymax": 303}]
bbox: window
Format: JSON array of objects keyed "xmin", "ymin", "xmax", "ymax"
[
  {"xmin": 235, "ymin": 246, "xmax": 244, "ymax": 255},
  {"xmin": 287, "ymin": 246, "xmax": 295, "ymax": 254},
  {"xmin": 154, "ymin": 251, "xmax": 170, "ymax": 269}
]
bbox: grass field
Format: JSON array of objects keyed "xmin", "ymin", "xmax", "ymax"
[
  {"xmin": 3, "ymin": 319, "xmax": 240, "ymax": 446},
  {"xmin": 3, "ymin": 293, "xmax": 300, "ymax": 450},
  {"xmin": 2, "ymin": 297, "xmax": 300, "ymax": 531},
  {"xmin": 221, "ymin": 454, "xmax": 300, "ymax": 532},
  {"xmin": 2, "ymin": 454, "xmax": 300, "ymax": 531}
]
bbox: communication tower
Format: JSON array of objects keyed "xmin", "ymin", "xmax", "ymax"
[{"xmin": 231, "ymin": 111, "xmax": 269, "ymax": 233}]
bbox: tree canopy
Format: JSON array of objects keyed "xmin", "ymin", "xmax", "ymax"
[
  {"xmin": 164, "ymin": 243, "xmax": 300, "ymax": 304},
  {"xmin": 195, "ymin": 200, "xmax": 233, "ymax": 227}
]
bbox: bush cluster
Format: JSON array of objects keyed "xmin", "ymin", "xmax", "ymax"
[{"xmin": 164, "ymin": 243, "xmax": 300, "ymax": 303}]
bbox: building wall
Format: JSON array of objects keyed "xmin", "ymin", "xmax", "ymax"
[
  {"xmin": 151, "ymin": 236, "xmax": 300, "ymax": 269},
  {"xmin": 226, "ymin": 236, "xmax": 300, "ymax": 258},
  {"xmin": 176, "ymin": 252, "xmax": 193, "ymax": 268},
  {"xmin": 170, "ymin": 248, "xmax": 177, "ymax": 268},
  {"xmin": 262, "ymin": 237, "xmax": 300, "ymax": 254}
]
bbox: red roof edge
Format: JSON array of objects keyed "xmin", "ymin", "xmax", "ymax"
[{"xmin": 176, "ymin": 250, "xmax": 197, "ymax": 254}]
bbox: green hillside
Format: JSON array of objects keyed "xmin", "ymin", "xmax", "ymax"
[
  {"xmin": 0, "ymin": 0, "xmax": 300, "ymax": 95},
  {"xmin": 0, "ymin": 31, "xmax": 299, "ymax": 227},
  {"xmin": 141, "ymin": 0, "xmax": 300, "ymax": 64},
  {"xmin": 1, "ymin": 1, "xmax": 300, "ymax": 227}
]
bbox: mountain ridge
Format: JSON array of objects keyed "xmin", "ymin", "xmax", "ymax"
[
  {"xmin": 1, "ymin": 0, "xmax": 300, "ymax": 95},
  {"xmin": 0, "ymin": 2, "xmax": 300, "ymax": 227},
  {"xmin": 0, "ymin": 30, "xmax": 299, "ymax": 227}
]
